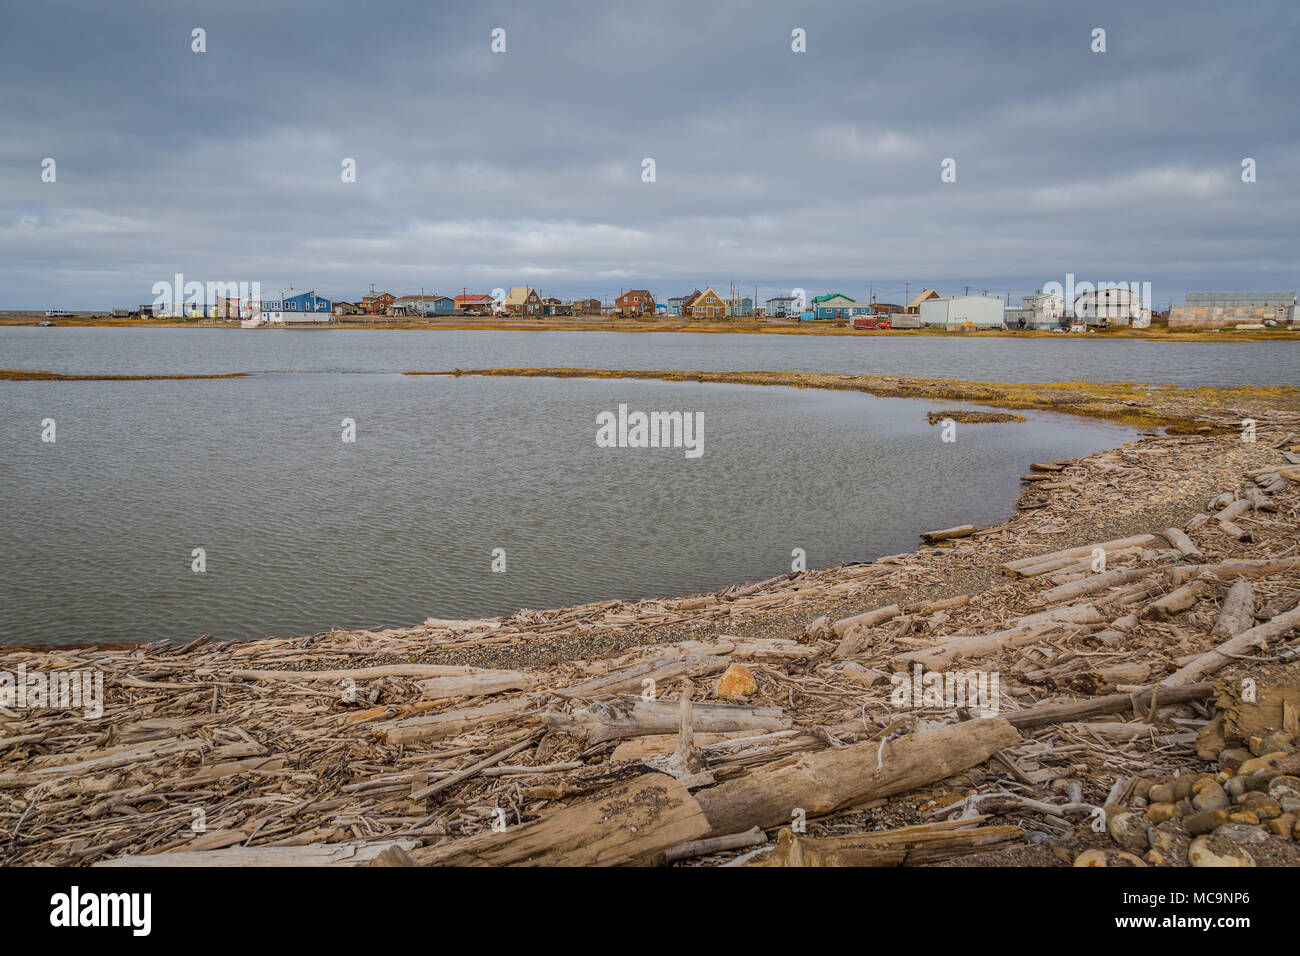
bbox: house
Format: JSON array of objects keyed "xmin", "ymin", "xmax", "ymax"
[
  {"xmin": 260, "ymin": 290, "xmax": 333, "ymax": 324},
  {"xmin": 109, "ymin": 308, "xmax": 131, "ymax": 318},
  {"xmin": 135, "ymin": 304, "xmax": 156, "ymax": 318},
  {"xmin": 724, "ymin": 296, "xmax": 754, "ymax": 317},
  {"xmin": 214, "ymin": 296, "xmax": 253, "ymax": 319},
  {"xmin": 907, "ymin": 289, "xmax": 942, "ymax": 314},
  {"xmin": 667, "ymin": 294, "xmax": 695, "ymax": 317},
  {"xmin": 332, "ymin": 300, "xmax": 360, "ymax": 316},
  {"xmin": 615, "ymin": 289, "xmax": 655, "ymax": 317},
  {"xmin": 393, "ymin": 294, "xmax": 455, "ymax": 316},
  {"xmin": 872, "ymin": 302, "xmax": 906, "ymax": 315},
  {"xmin": 1168, "ymin": 292, "xmax": 1295, "ymax": 330},
  {"xmin": 764, "ymin": 295, "xmax": 798, "ymax": 317},
  {"xmin": 361, "ymin": 291, "xmax": 395, "ymax": 314},
  {"xmin": 571, "ymin": 298, "xmax": 601, "ymax": 315},
  {"xmin": 543, "ymin": 298, "xmax": 573, "ymax": 316},
  {"xmin": 1073, "ymin": 288, "xmax": 1151, "ymax": 328},
  {"xmin": 684, "ymin": 288, "xmax": 726, "ymax": 319},
  {"xmin": 1015, "ymin": 292, "xmax": 1066, "ymax": 330},
  {"xmin": 454, "ymin": 294, "xmax": 495, "ymax": 316},
  {"xmin": 502, "ymin": 287, "xmax": 543, "ymax": 316},
  {"xmin": 812, "ymin": 293, "xmax": 871, "ymax": 319},
  {"xmin": 918, "ymin": 295, "xmax": 1004, "ymax": 330}
]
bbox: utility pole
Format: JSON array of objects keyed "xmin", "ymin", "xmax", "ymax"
[
  {"xmin": 905, "ymin": 282, "xmax": 910, "ymax": 306},
  {"xmin": 964, "ymin": 285, "xmax": 971, "ymax": 296}
]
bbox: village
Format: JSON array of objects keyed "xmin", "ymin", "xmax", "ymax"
[{"xmin": 91, "ymin": 286, "xmax": 1300, "ymax": 334}]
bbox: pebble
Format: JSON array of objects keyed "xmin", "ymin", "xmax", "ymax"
[
  {"xmin": 1218, "ymin": 748, "xmax": 1252, "ymax": 773},
  {"xmin": 1184, "ymin": 809, "xmax": 1229, "ymax": 835},
  {"xmin": 1148, "ymin": 783, "xmax": 1175, "ymax": 804},
  {"xmin": 1238, "ymin": 791, "xmax": 1281, "ymax": 820},
  {"xmin": 1074, "ymin": 848, "xmax": 1147, "ymax": 867},
  {"xmin": 1265, "ymin": 813, "xmax": 1295, "ymax": 840},
  {"xmin": 1192, "ymin": 780, "xmax": 1229, "ymax": 812},
  {"xmin": 715, "ymin": 663, "xmax": 757, "ymax": 699},
  {"xmin": 1148, "ymin": 823, "xmax": 1190, "ymax": 861},
  {"xmin": 1145, "ymin": 802, "xmax": 1180, "ymax": 825},
  {"xmin": 1238, "ymin": 752, "xmax": 1293, "ymax": 776},
  {"xmin": 1228, "ymin": 810, "xmax": 1260, "ymax": 825},
  {"xmin": 1173, "ymin": 774, "xmax": 1198, "ymax": 801},
  {"xmin": 1215, "ymin": 823, "xmax": 1269, "ymax": 845},
  {"xmin": 1269, "ymin": 775, "xmax": 1300, "ymax": 802},
  {"xmin": 1107, "ymin": 812, "xmax": 1150, "ymax": 853},
  {"xmin": 1189, "ymin": 835, "xmax": 1256, "ymax": 867}
]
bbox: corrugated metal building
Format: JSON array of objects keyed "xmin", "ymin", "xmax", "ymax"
[
  {"xmin": 918, "ymin": 295, "xmax": 1004, "ymax": 329},
  {"xmin": 1169, "ymin": 292, "xmax": 1297, "ymax": 329}
]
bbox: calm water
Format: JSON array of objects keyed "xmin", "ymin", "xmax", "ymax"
[
  {"xmin": 2, "ymin": 370, "xmax": 1137, "ymax": 645},
  {"xmin": 2, "ymin": 326, "xmax": 1299, "ymax": 385}
]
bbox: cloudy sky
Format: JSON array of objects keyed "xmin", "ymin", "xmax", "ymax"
[{"xmin": 2, "ymin": 0, "xmax": 1297, "ymax": 310}]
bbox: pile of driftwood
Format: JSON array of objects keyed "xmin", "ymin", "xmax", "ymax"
[{"xmin": 1, "ymin": 420, "xmax": 1298, "ymax": 866}]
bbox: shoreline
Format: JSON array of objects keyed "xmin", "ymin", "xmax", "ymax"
[
  {"xmin": 2, "ymin": 378, "xmax": 1299, "ymax": 866},
  {"xmin": 4, "ymin": 314, "xmax": 1299, "ymax": 342}
]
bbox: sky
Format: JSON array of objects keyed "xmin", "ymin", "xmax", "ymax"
[{"xmin": 1, "ymin": 0, "xmax": 1298, "ymax": 310}]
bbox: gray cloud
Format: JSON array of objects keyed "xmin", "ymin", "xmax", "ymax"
[{"xmin": 1, "ymin": 0, "xmax": 1297, "ymax": 309}]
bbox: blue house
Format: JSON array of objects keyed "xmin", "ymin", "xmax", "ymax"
[{"xmin": 260, "ymin": 291, "xmax": 332, "ymax": 324}]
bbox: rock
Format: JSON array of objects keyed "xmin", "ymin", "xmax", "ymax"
[
  {"xmin": 1184, "ymin": 809, "xmax": 1229, "ymax": 835},
  {"xmin": 1228, "ymin": 811, "xmax": 1260, "ymax": 825},
  {"xmin": 1144, "ymin": 848, "xmax": 1172, "ymax": 867},
  {"xmin": 1265, "ymin": 813, "xmax": 1295, "ymax": 840},
  {"xmin": 1149, "ymin": 782, "xmax": 1175, "ymax": 804},
  {"xmin": 1259, "ymin": 732, "xmax": 1294, "ymax": 755},
  {"xmin": 1225, "ymin": 775, "xmax": 1251, "ymax": 799},
  {"xmin": 1173, "ymin": 774, "xmax": 1198, "ymax": 801},
  {"xmin": 1214, "ymin": 823, "xmax": 1268, "ymax": 845},
  {"xmin": 1238, "ymin": 791, "xmax": 1281, "ymax": 820},
  {"xmin": 1148, "ymin": 823, "xmax": 1190, "ymax": 861},
  {"xmin": 1218, "ymin": 748, "xmax": 1253, "ymax": 773},
  {"xmin": 1192, "ymin": 780, "xmax": 1229, "ymax": 812},
  {"xmin": 715, "ymin": 664, "xmax": 757, "ymax": 700},
  {"xmin": 1108, "ymin": 812, "xmax": 1150, "ymax": 853},
  {"xmin": 1132, "ymin": 778, "xmax": 1156, "ymax": 800},
  {"xmin": 1145, "ymin": 803, "xmax": 1180, "ymax": 825},
  {"xmin": 1238, "ymin": 752, "xmax": 1299, "ymax": 776},
  {"xmin": 1074, "ymin": 848, "xmax": 1147, "ymax": 867},
  {"xmin": 1189, "ymin": 835, "xmax": 1256, "ymax": 867},
  {"xmin": 1269, "ymin": 775, "xmax": 1300, "ymax": 802}
]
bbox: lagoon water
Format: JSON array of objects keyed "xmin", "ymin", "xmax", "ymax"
[
  {"xmin": 3, "ymin": 325, "xmax": 1299, "ymax": 385},
  {"xmin": 1, "ymin": 365, "xmax": 1141, "ymax": 645}
]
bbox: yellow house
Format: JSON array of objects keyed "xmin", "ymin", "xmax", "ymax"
[{"xmin": 686, "ymin": 287, "xmax": 726, "ymax": 319}]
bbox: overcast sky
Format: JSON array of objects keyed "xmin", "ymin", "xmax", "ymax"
[{"xmin": 2, "ymin": 0, "xmax": 1297, "ymax": 310}]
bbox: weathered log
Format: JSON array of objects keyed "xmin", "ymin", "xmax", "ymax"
[
  {"xmin": 920, "ymin": 524, "xmax": 976, "ymax": 542},
  {"xmin": 1160, "ymin": 527, "xmax": 1203, "ymax": 559},
  {"xmin": 750, "ymin": 820, "xmax": 1023, "ymax": 867},
  {"xmin": 1004, "ymin": 683, "xmax": 1214, "ymax": 730},
  {"xmin": 1142, "ymin": 578, "xmax": 1211, "ymax": 620},
  {"xmin": 413, "ymin": 772, "xmax": 711, "ymax": 866},
  {"xmin": 418, "ymin": 671, "xmax": 535, "ymax": 700},
  {"xmin": 1035, "ymin": 566, "xmax": 1169, "ymax": 604},
  {"xmin": 540, "ymin": 697, "xmax": 790, "ymax": 743},
  {"xmin": 1161, "ymin": 603, "xmax": 1300, "ymax": 687},
  {"xmin": 553, "ymin": 654, "xmax": 729, "ymax": 699},
  {"xmin": 1001, "ymin": 534, "xmax": 1158, "ymax": 575},
  {"xmin": 661, "ymin": 825, "xmax": 767, "ymax": 863},
  {"xmin": 375, "ymin": 698, "xmax": 529, "ymax": 746},
  {"xmin": 692, "ymin": 718, "xmax": 1020, "ymax": 835},
  {"xmin": 896, "ymin": 604, "xmax": 1101, "ymax": 668},
  {"xmin": 96, "ymin": 839, "xmax": 420, "ymax": 867},
  {"xmin": 1212, "ymin": 579, "xmax": 1255, "ymax": 639},
  {"xmin": 832, "ymin": 604, "xmax": 901, "ymax": 638},
  {"xmin": 210, "ymin": 664, "xmax": 485, "ymax": 681}
]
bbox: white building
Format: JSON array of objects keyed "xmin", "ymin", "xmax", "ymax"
[
  {"xmin": 1073, "ymin": 287, "xmax": 1151, "ymax": 328},
  {"xmin": 918, "ymin": 295, "xmax": 1005, "ymax": 329}
]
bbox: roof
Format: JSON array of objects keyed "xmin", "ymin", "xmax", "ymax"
[
  {"xmin": 394, "ymin": 294, "xmax": 452, "ymax": 302},
  {"xmin": 503, "ymin": 286, "xmax": 537, "ymax": 305},
  {"xmin": 454, "ymin": 294, "xmax": 493, "ymax": 302},
  {"xmin": 766, "ymin": 295, "xmax": 797, "ymax": 302},
  {"xmin": 812, "ymin": 293, "xmax": 852, "ymax": 303},
  {"xmin": 616, "ymin": 289, "xmax": 653, "ymax": 302},
  {"xmin": 908, "ymin": 289, "xmax": 941, "ymax": 309}
]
